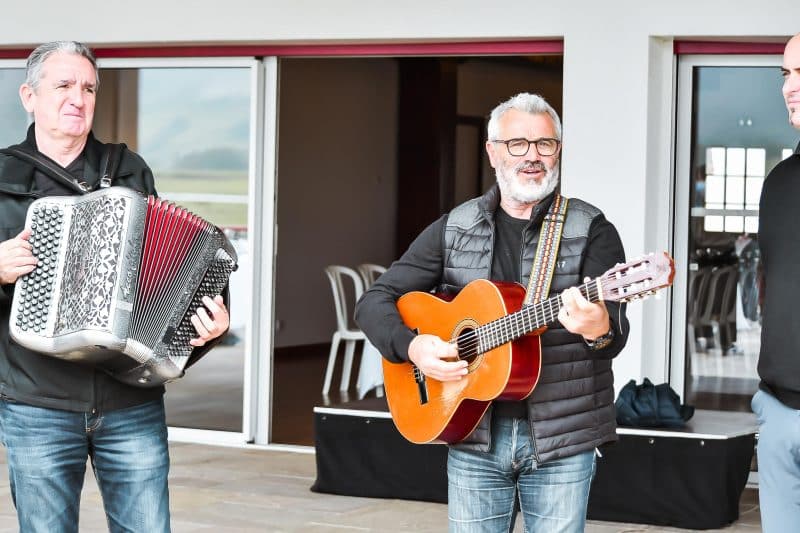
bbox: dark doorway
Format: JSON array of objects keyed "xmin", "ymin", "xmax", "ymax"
[{"xmin": 272, "ymin": 53, "xmax": 563, "ymax": 446}]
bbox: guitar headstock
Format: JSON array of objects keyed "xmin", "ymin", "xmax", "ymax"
[{"xmin": 599, "ymin": 252, "xmax": 675, "ymax": 303}]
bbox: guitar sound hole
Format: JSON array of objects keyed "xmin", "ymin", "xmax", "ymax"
[{"xmin": 456, "ymin": 328, "xmax": 480, "ymax": 364}]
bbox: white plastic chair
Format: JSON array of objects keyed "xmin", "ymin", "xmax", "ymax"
[
  {"xmin": 357, "ymin": 263, "xmax": 387, "ymax": 289},
  {"xmin": 322, "ymin": 265, "xmax": 366, "ymax": 395}
]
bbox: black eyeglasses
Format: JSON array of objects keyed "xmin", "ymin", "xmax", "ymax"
[{"xmin": 491, "ymin": 137, "xmax": 561, "ymax": 157}]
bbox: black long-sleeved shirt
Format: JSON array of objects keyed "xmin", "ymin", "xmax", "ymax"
[
  {"xmin": 355, "ymin": 195, "xmax": 627, "ymax": 364},
  {"xmin": 757, "ymin": 141, "xmax": 800, "ymax": 409}
]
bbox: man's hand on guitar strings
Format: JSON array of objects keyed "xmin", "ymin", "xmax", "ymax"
[
  {"xmin": 189, "ymin": 295, "xmax": 230, "ymax": 347},
  {"xmin": 408, "ymin": 333, "xmax": 467, "ymax": 382},
  {"xmin": 557, "ymin": 286, "xmax": 611, "ymax": 341}
]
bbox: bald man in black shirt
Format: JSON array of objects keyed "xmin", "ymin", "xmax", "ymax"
[{"xmin": 751, "ymin": 32, "xmax": 800, "ymax": 533}]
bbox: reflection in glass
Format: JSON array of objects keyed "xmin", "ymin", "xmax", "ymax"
[
  {"xmin": 0, "ymin": 69, "xmax": 30, "ymax": 146},
  {"xmin": 97, "ymin": 67, "xmax": 252, "ymax": 433},
  {"xmin": 706, "ymin": 147, "xmax": 726, "ymax": 175},
  {"xmin": 704, "ymin": 215, "xmax": 723, "ymax": 232},
  {"xmin": 726, "ymin": 148, "xmax": 746, "ymax": 176},
  {"xmin": 686, "ymin": 65, "xmax": 798, "ymax": 413},
  {"xmin": 746, "ymin": 148, "xmax": 765, "ymax": 176},
  {"xmin": 745, "ymin": 177, "xmax": 763, "ymax": 209},
  {"xmin": 706, "ymin": 175, "xmax": 725, "ymax": 204},
  {"xmin": 725, "ymin": 176, "xmax": 744, "ymax": 206},
  {"xmin": 725, "ymin": 215, "xmax": 744, "ymax": 234},
  {"xmin": 137, "ymin": 68, "xmax": 250, "ymax": 228}
]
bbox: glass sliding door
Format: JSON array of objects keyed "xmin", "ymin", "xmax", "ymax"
[
  {"xmin": 0, "ymin": 55, "xmax": 273, "ymax": 446},
  {"xmin": 96, "ymin": 58, "xmax": 260, "ymax": 441},
  {"xmin": 674, "ymin": 55, "xmax": 798, "ymax": 410}
]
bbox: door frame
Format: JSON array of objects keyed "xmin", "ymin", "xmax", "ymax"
[{"xmin": 670, "ymin": 53, "xmax": 782, "ymax": 398}]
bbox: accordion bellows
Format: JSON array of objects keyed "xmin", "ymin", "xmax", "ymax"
[{"xmin": 9, "ymin": 187, "xmax": 238, "ymax": 387}]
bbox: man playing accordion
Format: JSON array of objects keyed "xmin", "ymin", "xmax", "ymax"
[{"xmin": 0, "ymin": 41, "xmax": 231, "ymax": 532}]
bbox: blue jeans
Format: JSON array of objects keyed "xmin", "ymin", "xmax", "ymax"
[
  {"xmin": 0, "ymin": 398, "xmax": 171, "ymax": 533},
  {"xmin": 751, "ymin": 389, "xmax": 800, "ymax": 533},
  {"xmin": 447, "ymin": 416, "xmax": 595, "ymax": 533}
]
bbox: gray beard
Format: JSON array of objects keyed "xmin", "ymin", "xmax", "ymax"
[{"xmin": 496, "ymin": 164, "xmax": 560, "ymax": 204}]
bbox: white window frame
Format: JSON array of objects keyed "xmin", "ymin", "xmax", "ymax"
[{"xmin": 93, "ymin": 56, "xmax": 279, "ymax": 449}]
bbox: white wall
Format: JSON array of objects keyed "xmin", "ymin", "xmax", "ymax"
[{"xmin": 6, "ymin": 0, "xmax": 798, "ymax": 386}]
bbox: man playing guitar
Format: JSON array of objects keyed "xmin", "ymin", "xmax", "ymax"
[{"xmin": 356, "ymin": 92, "xmax": 629, "ymax": 533}]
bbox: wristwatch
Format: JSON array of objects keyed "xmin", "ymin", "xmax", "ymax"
[{"xmin": 584, "ymin": 327, "xmax": 615, "ymax": 351}]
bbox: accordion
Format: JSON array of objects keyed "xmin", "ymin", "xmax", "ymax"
[{"xmin": 9, "ymin": 187, "xmax": 238, "ymax": 387}]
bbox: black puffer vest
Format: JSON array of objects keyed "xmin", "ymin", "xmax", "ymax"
[{"xmin": 442, "ymin": 185, "xmax": 618, "ymax": 463}]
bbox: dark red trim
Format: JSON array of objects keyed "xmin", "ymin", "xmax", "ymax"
[
  {"xmin": 0, "ymin": 50, "xmax": 28, "ymax": 59},
  {"xmin": 0, "ymin": 40, "xmax": 563, "ymax": 61},
  {"xmin": 674, "ymin": 41, "xmax": 785, "ymax": 55}
]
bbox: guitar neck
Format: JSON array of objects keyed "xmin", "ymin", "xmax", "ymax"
[{"xmin": 468, "ymin": 279, "xmax": 602, "ymax": 355}]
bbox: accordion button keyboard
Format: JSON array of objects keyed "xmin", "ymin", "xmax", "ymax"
[{"xmin": 16, "ymin": 205, "xmax": 64, "ymax": 333}]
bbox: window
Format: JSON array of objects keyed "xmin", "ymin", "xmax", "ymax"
[
  {"xmin": 136, "ymin": 68, "xmax": 250, "ymax": 228},
  {"xmin": 702, "ymin": 146, "xmax": 763, "ymax": 234},
  {"xmin": 0, "ymin": 67, "xmax": 30, "ymax": 146},
  {"xmin": 675, "ymin": 59, "xmax": 798, "ymax": 413},
  {"xmin": 95, "ymin": 62, "xmax": 256, "ymax": 436}
]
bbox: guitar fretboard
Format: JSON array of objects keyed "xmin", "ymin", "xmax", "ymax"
[{"xmin": 455, "ymin": 279, "xmax": 601, "ymax": 359}]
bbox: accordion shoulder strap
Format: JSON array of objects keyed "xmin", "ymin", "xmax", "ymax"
[
  {"xmin": 98, "ymin": 143, "xmax": 124, "ymax": 189},
  {"xmin": 0, "ymin": 146, "xmax": 91, "ymax": 194},
  {"xmin": 0, "ymin": 143, "xmax": 125, "ymax": 194}
]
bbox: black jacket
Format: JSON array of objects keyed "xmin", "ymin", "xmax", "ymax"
[
  {"xmin": 0, "ymin": 125, "xmax": 207, "ymax": 412},
  {"xmin": 757, "ymin": 142, "xmax": 800, "ymax": 409}
]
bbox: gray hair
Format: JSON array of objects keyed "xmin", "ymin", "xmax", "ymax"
[
  {"xmin": 25, "ymin": 41, "xmax": 99, "ymax": 91},
  {"xmin": 487, "ymin": 92, "xmax": 562, "ymax": 141}
]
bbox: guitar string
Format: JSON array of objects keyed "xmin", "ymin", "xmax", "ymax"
[
  {"xmin": 449, "ymin": 279, "xmax": 604, "ymax": 359},
  {"xmin": 451, "ymin": 281, "xmax": 599, "ymax": 355},
  {"xmin": 418, "ymin": 257, "xmax": 660, "ymax": 362}
]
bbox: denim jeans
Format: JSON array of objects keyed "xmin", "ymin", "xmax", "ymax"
[
  {"xmin": 0, "ymin": 398, "xmax": 171, "ymax": 533},
  {"xmin": 447, "ymin": 415, "xmax": 595, "ymax": 533},
  {"xmin": 751, "ymin": 389, "xmax": 800, "ymax": 533}
]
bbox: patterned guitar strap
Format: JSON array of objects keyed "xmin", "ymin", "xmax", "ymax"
[{"xmin": 523, "ymin": 193, "xmax": 569, "ymax": 306}]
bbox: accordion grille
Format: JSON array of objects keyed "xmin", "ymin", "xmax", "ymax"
[{"xmin": 56, "ymin": 195, "xmax": 128, "ymax": 333}]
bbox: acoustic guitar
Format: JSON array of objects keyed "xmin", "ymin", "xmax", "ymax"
[{"xmin": 382, "ymin": 252, "xmax": 675, "ymax": 444}]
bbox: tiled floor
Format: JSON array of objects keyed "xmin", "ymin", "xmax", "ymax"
[
  {"xmin": 2, "ymin": 340, "xmax": 760, "ymax": 531},
  {"xmin": 0, "ymin": 443, "xmax": 762, "ymax": 532}
]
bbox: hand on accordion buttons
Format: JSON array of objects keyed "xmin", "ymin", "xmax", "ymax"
[
  {"xmin": 189, "ymin": 295, "xmax": 230, "ymax": 347},
  {"xmin": 0, "ymin": 229, "xmax": 37, "ymax": 285}
]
